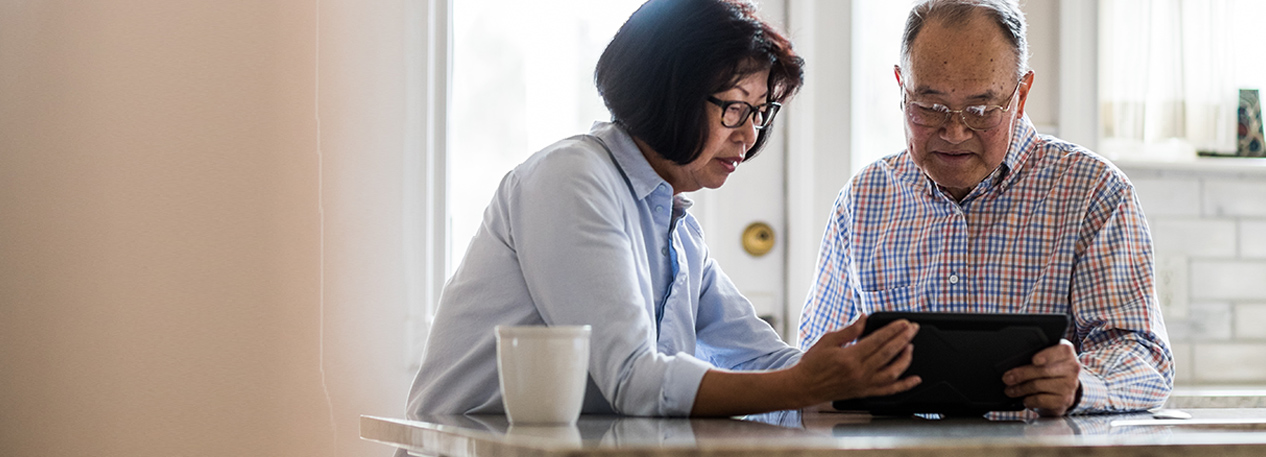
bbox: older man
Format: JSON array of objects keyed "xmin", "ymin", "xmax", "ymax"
[{"xmin": 799, "ymin": 0, "xmax": 1172, "ymax": 416}]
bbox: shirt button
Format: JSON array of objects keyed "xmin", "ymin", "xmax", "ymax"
[
  {"xmin": 655, "ymin": 205, "xmax": 664, "ymax": 214},
  {"xmin": 949, "ymin": 273, "xmax": 960, "ymax": 284},
  {"xmin": 661, "ymin": 247, "xmax": 669, "ymax": 256}
]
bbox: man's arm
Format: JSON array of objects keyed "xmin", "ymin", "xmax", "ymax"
[
  {"xmin": 1011, "ymin": 179, "xmax": 1173, "ymax": 415},
  {"xmin": 799, "ymin": 189, "xmax": 859, "ymax": 350}
]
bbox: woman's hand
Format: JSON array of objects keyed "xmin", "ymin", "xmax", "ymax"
[
  {"xmin": 789, "ymin": 315, "xmax": 922, "ymax": 405},
  {"xmin": 690, "ymin": 315, "xmax": 920, "ymax": 417}
]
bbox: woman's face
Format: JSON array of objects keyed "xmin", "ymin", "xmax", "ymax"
[{"xmin": 643, "ymin": 69, "xmax": 770, "ymax": 194}]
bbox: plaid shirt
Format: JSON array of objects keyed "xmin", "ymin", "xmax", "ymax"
[{"xmin": 798, "ymin": 117, "xmax": 1173, "ymax": 414}]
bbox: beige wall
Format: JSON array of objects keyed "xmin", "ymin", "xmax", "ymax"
[{"xmin": 0, "ymin": 1, "xmax": 413, "ymax": 456}]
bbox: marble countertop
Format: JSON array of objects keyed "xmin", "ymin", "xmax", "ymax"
[{"xmin": 363, "ymin": 408, "xmax": 1266, "ymax": 457}]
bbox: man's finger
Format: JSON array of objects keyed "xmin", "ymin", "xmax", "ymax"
[
  {"xmin": 1032, "ymin": 342, "xmax": 1077, "ymax": 365},
  {"xmin": 1004, "ymin": 376, "xmax": 1077, "ymax": 398},
  {"xmin": 1024, "ymin": 393, "xmax": 1072, "ymax": 416}
]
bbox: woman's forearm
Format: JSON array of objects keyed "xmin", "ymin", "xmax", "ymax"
[{"xmin": 691, "ymin": 368, "xmax": 810, "ymax": 417}]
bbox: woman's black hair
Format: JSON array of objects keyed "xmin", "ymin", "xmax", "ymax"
[{"xmin": 595, "ymin": 0, "xmax": 804, "ymax": 164}]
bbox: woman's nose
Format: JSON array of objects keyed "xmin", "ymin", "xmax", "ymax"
[{"xmin": 735, "ymin": 116, "xmax": 759, "ymax": 146}]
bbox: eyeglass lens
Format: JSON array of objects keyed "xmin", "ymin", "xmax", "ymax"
[
  {"xmin": 720, "ymin": 102, "xmax": 778, "ymax": 128},
  {"xmin": 906, "ymin": 103, "xmax": 1003, "ymax": 130}
]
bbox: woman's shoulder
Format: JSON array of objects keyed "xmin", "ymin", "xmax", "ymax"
[
  {"xmin": 513, "ymin": 135, "xmax": 621, "ymax": 184},
  {"xmin": 500, "ymin": 135, "xmax": 632, "ymax": 207}
]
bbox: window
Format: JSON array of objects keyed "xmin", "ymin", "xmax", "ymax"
[
  {"xmin": 1099, "ymin": 0, "xmax": 1266, "ymax": 159},
  {"xmin": 851, "ymin": 1, "xmax": 909, "ymax": 173},
  {"xmin": 448, "ymin": 0, "xmax": 644, "ymax": 275}
]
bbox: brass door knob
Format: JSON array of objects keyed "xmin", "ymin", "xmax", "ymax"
[{"xmin": 741, "ymin": 222, "xmax": 775, "ymax": 257}]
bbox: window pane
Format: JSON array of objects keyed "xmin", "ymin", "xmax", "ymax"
[
  {"xmin": 449, "ymin": 0, "xmax": 644, "ymax": 276},
  {"xmin": 1099, "ymin": 0, "xmax": 1263, "ymax": 155},
  {"xmin": 853, "ymin": 0, "xmax": 909, "ymax": 173}
]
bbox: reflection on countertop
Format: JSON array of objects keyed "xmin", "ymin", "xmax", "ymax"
[{"xmin": 365, "ymin": 407, "xmax": 1266, "ymax": 457}]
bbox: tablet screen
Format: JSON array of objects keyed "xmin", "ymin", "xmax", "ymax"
[{"xmin": 832, "ymin": 311, "xmax": 1070, "ymax": 416}]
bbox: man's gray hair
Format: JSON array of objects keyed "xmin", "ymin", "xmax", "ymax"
[{"xmin": 898, "ymin": 0, "xmax": 1030, "ymax": 79}]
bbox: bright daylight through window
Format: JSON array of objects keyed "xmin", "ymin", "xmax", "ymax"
[{"xmin": 448, "ymin": 0, "xmax": 645, "ymax": 276}]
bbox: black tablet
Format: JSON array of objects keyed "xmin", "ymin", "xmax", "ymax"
[{"xmin": 832, "ymin": 311, "xmax": 1070, "ymax": 416}]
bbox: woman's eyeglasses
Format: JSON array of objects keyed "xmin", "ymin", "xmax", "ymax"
[{"xmin": 707, "ymin": 96, "xmax": 781, "ymax": 130}]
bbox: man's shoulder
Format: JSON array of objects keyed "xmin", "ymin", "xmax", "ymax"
[
  {"xmin": 1025, "ymin": 134, "xmax": 1132, "ymax": 189},
  {"xmin": 849, "ymin": 151, "xmax": 919, "ymax": 191}
]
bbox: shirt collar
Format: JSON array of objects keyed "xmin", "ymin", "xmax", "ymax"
[
  {"xmin": 898, "ymin": 114, "xmax": 1041, "ymax": 202},
  {"xmin": 589, "ymin": 121, "xmax": 671, "ymax": 202},
  {"xmin": 1002, "ymin": 114, "xmax": 1039, "ymax": 176}
]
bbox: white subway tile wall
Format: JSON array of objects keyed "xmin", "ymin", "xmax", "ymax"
[
  {"xmin": 1191, "ymin": 261, "xmax": 1266, "ymax": 300},
  {"xmin": 1204, "ymin": 181, "xmax": 1266, "ymax": 217},
  {"xmin": 1242, "ymin": 220, "xmax": 1266, "ymax": 258},
  {"xmin": 1234, "ymin": 303, "xmax": 1266, "ymax": 339},
  {"xmin": 1193, "ymin": 344, "xmax": 1266, "ymax": 382},
  {"xmin": 1123, "ymin": 166, "xmax": 1266, "ymax": 385},
  {"xmin": 1170, "ymin": 342, "xmax": 1193, "ymax": 384},
  {"xmin": 1132, "ymin": 177, "xmax": 1202, "ymax": 217},
  {"xmin": 1149, "ymin": 219, "xmax": 1237, "ymax": 257}
]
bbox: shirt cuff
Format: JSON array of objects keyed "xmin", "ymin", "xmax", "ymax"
[
  {"xmin": 661, "ymin": 352, "xmax": 713, "ymax": 416},
  {"xmin": 1069, "ymin": 368, "xmax": 1109, "ymax": 414}
]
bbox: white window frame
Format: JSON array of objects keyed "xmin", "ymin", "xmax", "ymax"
[
  {"xmin": 1060, "ymin": 0, "xmax": 1100, "ymax": 152},
  {"xmin": 405, "ymin": 0, "xmax": 451, "ymax": 369}
]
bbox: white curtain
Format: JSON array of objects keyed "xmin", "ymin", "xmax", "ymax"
[{"xmin": 1100, "ymin": 0, "xmax": 1237, "ymax": 156}]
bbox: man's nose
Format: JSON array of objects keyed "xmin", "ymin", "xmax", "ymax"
[{"xmin": 940, "ymin": 113, "xmax": 973, "ymax": 143}]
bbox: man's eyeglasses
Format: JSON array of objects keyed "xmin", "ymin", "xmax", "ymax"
[
  {"xmin": 901, "ymin": 79, "xmax": 1023, "ymax": 131},
  {"xmin": 707, "ymin": 96, "xmax": 781, "ymax": 130}
]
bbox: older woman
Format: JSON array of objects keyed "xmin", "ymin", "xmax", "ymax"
[{"xmin": 407, "ymin": 0, "xmax": 920, "ymax": 418}]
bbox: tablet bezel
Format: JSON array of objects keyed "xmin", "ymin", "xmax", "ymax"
[{"xmin": 832, "ymin": 311, "xmax": 1070, "ymax": 416}]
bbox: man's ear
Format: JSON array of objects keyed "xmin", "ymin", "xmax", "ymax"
[
  {"xmin": 1015, "ymin": 71, "xmax": 1035, "ymax": 118},
  {"xmin": 893, "ymin": 65, "xmax": 904, "ymax": 88}
]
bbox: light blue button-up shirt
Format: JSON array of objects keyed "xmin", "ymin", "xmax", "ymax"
[{"xmin": 406, "ymin": 122, "xmax": 801, "ymax": 418}]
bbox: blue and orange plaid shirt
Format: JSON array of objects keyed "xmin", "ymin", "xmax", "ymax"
[{"xmin": 798, "ymin": 117, "xmax": 1173, "ymax": 414}]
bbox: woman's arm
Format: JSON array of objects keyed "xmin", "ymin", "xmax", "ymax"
[{"xmin": 691, "ymin": 316, "xmax": 921, "ymax": 417}]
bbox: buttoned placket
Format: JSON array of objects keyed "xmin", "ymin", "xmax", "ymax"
[
  {"xmin": 943, "ymin": 198, "xmax": 970, "ymax": 310},
  {"xmin": 651, "ymin": 184, "xmax": 679, "ymax": 335}
]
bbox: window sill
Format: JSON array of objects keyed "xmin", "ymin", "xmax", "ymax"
[{"xmin": 1109, "ymin": 156, "xmax": 1266, "ymax": 176}]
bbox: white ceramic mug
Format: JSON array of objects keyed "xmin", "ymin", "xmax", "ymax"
[{"xmin": 495, "ymin": 325, "xmax": 591, "ymax": 424}]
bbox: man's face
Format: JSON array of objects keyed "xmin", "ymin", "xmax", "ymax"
[{"xmin": 896, "ymin": 13, "xmax": 1032, "ymax": 201}]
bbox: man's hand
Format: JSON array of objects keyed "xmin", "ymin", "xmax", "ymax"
[
  {"xmin": 791, "ymin": 315, "xmax": 922, "ymax": 405},
  {"xmin": 1002, "ymin": 339, "xmax": 1081, "ymax": 416}
]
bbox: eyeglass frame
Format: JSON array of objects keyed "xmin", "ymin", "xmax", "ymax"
[
  {"xmin": 707, "ymin": 96, "xmax": 781, "ymax": 130},
  {"xmin": 900, "ymin": 76, "xmax": 1025, "ymax": 131}
]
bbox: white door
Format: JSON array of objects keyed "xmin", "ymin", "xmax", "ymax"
[
  {"xmin": 691, "ymin": 1, "xmax": 862, "ymax": 343},
  {"xmin": 445, "ymin": 0, "xmax": 837, "ymax": 343},
  {"xmin": 689, "ymin": 121, "xmax": 789, "ymax": 338},
  {"xmin": 687, "ymin": 1, "xmax": 795, "ymax": 340}
]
